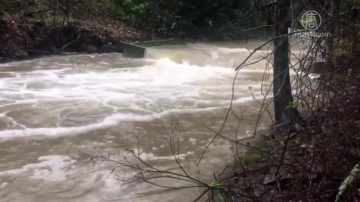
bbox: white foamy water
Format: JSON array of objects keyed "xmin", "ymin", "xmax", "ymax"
[
  {"xmin": 0, "ymin": 44, "xmax": 270, "ymax": 140},
  {"xmin": 0, "ymin": 154, "xmax": 139, "ymax": 202},
  {"xmin": 0, "ymin": 155, "xmax": 76, "ymax": 182}
]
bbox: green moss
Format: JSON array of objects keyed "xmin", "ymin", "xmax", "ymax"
[
  {"xmin": 209, "ymin": 181, "xmax": 226, "ymax": 202},
  {"xmin": 287, "ymin": 100, "xmax": 301, "ymax": 110},
  {"xmin": 243, "ymin": 151, "xmax": 264, "ymax": 165}
]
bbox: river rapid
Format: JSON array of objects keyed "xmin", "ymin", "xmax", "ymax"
[{"xmin": 0, "ymin": 42, "xmax": 274, "ymax": 202}]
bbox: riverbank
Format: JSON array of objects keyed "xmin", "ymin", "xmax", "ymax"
[
  {"xmin": 218, "ymin": 76, "xmax": 360, "ymax": 201},
  {"xmin": 0, "ymin": 15, "xmax": 149, "ymax": 63}
]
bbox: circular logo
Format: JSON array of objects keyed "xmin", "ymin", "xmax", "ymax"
[{"xmin": 301, "ymin": 10, "xmax": 322, "ymax": 30}]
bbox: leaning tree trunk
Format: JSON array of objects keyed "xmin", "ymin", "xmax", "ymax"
[{"xmin": 273, "ymin": 0, "xmax": 296, "ymax": 124}]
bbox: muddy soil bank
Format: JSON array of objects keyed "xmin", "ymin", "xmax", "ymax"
[{"xmin": 0, "ymin": 16, "xmax": 149, "ymax": 63}]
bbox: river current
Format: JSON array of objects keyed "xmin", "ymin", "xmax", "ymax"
[{"xmin": 0, "ymin": 42, "xmax": 274, "ymax": 202}]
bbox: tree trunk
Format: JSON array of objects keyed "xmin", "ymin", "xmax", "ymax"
[
  {"xmin": 273, "ymin": 0, "xmax": 295, "ymax": 124},
  {"xmin": 326, "ymin": 0, "xmax": 340, "ymax": 68}
]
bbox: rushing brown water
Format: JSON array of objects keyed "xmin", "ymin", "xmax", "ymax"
[{"xmin": 0, "ymin": 42, "xmax": 274, "ymax": 202}]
